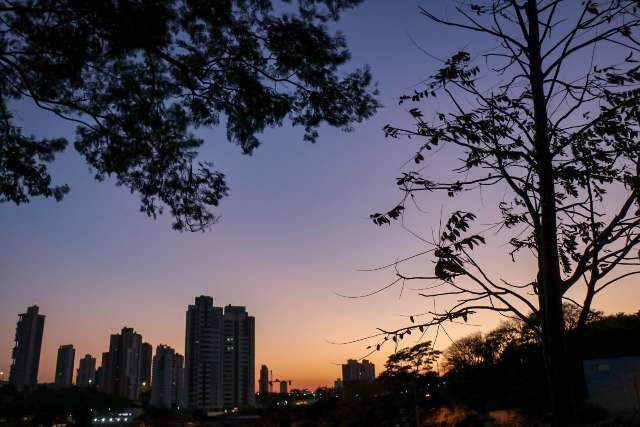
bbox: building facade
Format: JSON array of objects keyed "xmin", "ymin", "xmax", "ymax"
[
  {"xmin": 175, "ymin": 353, "xmax": 185, "ymax": 407},
  {"xmin": 54, "ymin": 344, "xmax": 75, "ymax": 387},
  {"xmin": 140, "ymin": 342, "xmax": 153, "ymax": 387},
  {"xmin": 96, "ymin": 352, "xmax": 109, "ymax": 391},
  {"xmin": 279, "ymin": 380, "xmax": 288, "ymax": 394},
  {"xmin": 76, "ymin": 354, "xmax": 96, "ymax": 387},
  {"xmin": 258, "ymin": 365, "xmax": 269, "ymax": 394},
  {"xmin": 185, "ymin": 296, "xmax": 224, "ymax": 410},
  {"xmin": 342, "ymin": 359, "xmax": 375, "ymax": 383},
  {"xmin": 151, "ymin": 345, "xmax": 178, "ymax": 408},
  {"xmin": 185, "ymin": 296, "xmax": 255, "ymax": 411},
  {"xmin": 104, "ymin": 327, "xmax": 143, "ymax": 400},
  {"xmin": 9, "ymin": 305, "xmax": 45, "ymax": 391},
  {"xmin": 222, "ymin": 305, "xmax": 255, "ymax": 407}
]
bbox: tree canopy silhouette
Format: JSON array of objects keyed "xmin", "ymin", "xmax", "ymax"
[
  {"xmin": 0, "ymin": 0, "xmax": 378, "ymax": 230},
  {"xmin": 365, "ymin": 1, "xmax": 640, "ymax": 424},
  {"xmin": 381, "ymin": 341, "xmax": 441, "ymax": 377},
  {"xmin": 438, "ymin": 310, "xmax": 640, "ymax": 418}
]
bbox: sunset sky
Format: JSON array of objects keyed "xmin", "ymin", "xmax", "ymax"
[{"xmin": 2, "ymin": 0, "xmax": 639, "ymax": 391}]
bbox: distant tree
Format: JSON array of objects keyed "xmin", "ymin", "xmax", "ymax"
[
  {"xmin": 440, "ymin": 322, "xmax": 548, "ymax": 415},
  {"xmin": 0, "ymin": 0, "xmax": 378, "ymax": 230},
  {"xmin": 378, "ymin": 341, "xmax": 441, "ymax": 427},
  {"xmin": 563, "ymin": 302, "xmax": 603, "ymax": 331},
  {"xmin": 443, "ymin": 322, "xmax": 522, "ymax": 372},
  {"xmin": 442, "ymin": 333, "xmax": 487, "ymax": 371},
  {"xmin": 484, "ymin": 321, "xmax": 522, "ymax": 360},
  {"xmin": 381, "ymin": 341, "xmax": 441, "ymax": 377},
  {"xmin": 364, "ymin": 1, "xmax": 640, "ymax": 424}
]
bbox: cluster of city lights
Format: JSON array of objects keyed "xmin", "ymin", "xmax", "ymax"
[
  {"xmin": 92, "ymin": 412, "xmax": 132, "ymax": 424},
  {"xmin": 92, "ymin": 417, "xmax": 128, "ymax": 424}
]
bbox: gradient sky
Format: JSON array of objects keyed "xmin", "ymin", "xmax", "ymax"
[{"xmin": 2, "ymin": 1, "xmax": 640, "ymax": 391}]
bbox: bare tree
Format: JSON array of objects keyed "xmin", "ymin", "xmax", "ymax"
[{"xmin": 363, "ymin": 1, "xmax": 640, "ymax": 424}]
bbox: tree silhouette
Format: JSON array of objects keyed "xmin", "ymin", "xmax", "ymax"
[
  {"xmin": 381, "ymin": 341, "xmax": 441, "ymax": 377},
  {"xmin": 378, "ymin": 341, "xmax": 441, "ymax": 427},
  {"xmin": 0, "ymin": 0, "xmax": 378, "ymax": 230},
  {"xmin": 366, "ymin": 1, "xmax": 640, "ymax": 424}
]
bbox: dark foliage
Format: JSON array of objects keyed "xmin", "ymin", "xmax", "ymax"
[
  {"xmin": 441, "ymin": 322, "xmax": 549, "ymax": 416},
  {"xmin": 0, "ymin": 0, "xmax": 379, "ymax": 230},
  {"xmin": 0, "ymin": 384, "xmax": 133, "ymax": 425},
  {"xmin": 573, "ymin": 310, "xmax": 640, "ymax": 360},
  {"xmin": 441, "ymin": 310, "xmax": 640, "ymax": 418}
]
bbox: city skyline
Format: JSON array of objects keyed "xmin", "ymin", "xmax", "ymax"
[
  {"xmin": 2, "ymin": 286, "xmax": 638, "ymax": 391},
  {"xmin": 3, "ymin": 300, "xmax": 298, "ymax": 390},
  {"xmin": 3, "ymin": 0, "xmax": 640, "ymax": 393},
  {"xmin": 3, "ymin": 300, "xmax": 378, "ymax": 395}
]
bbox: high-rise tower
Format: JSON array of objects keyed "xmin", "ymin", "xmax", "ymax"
[
  {"xmin": 76, "ymin": 354, "xmax": 96, "ymax": 387},
  {"xmin": 259, "ymin": 364, "xmax": 269, "ymax": 394},
  {"xmin": 104, "ymin": 327, "xmax": 143, "ymax": 400},
  {"xmin": 9, "ymin": 305, "xmax": 45, "ymax": 391},
  {"xmin": 140, "ymin": 342, "xmax": 153, "ymax": 387},
  {"xmin": 185, "ymin": 296, "xmax": 255, "ymax": 411},
  {"xmin": 150, "ymin": 344, "xmax": 184, "ymax": 408},
  {"xmin": 185, "ymin": 296, "xmax": 224, "ymax": 410},
  {"xmin": 54, "ymin": 344, "xmax": 75, "ymax": 387},
  {"xmin": 222, "ymin": 306, "xmax": 255, "ymax": 407}
]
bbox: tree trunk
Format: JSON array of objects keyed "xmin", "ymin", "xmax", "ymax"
[
  {"xmin": 570, "ymin": 326, "xmax": 589, "ymax": 404},
  {"xmin": 573, "ymin": 289, "xmax": 597, "ymax": 403},
  {"xmin": 526, "ymin": 1, "xmax": 576, "ymax": 424}
]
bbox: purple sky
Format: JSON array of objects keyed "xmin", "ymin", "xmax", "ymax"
[{"xmin": 1, "ymin": 1, "xmax": 639, "ymax": 390}]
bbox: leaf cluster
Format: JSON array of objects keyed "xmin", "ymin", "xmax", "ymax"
[{"xmin": 0, "ymin": 0, "xmax": 379, "ymax": 230}]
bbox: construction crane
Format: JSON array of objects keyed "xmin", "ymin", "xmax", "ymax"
[{"xmin": 268, "ymin": 370, "xmax": 292, "ymax": 392}]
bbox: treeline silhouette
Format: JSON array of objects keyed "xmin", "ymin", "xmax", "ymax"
[
  {"xmin": 441, "ymin": 307, "xmax": 640, "ymax": 416},
  {"xmin": 258, "ymin": 308, "xmax": 640, "ymax": 426}
]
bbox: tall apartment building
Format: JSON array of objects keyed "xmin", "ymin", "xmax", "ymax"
[
  {"xmin": 9, "ymin": 305, "xmax": 45, "ymax": 391},
  {"xmin": 258, "ymin": 365, "xmax": 269, "ymax": 394},
  {"xmin": 104, "ymin": 327, "xmax": 143, "ymax": 400},
  {"xmin": 140, "ymin": 342, "xmax": 153, "ymax": 387},
  {"xmin": 54, "ymin": 344, "xmax": 75, "ymax": 387},
  {"xmin": 96, "ymin": 352, "xmax": 110, "ymax": 391},
  {"xmin": 150, "ymin": 344, "xmax": 185, "ymax": 408},
  {"xmin": 223, "ymin": 305, "xmax": 255, "ymax": 407},
  {"xmin": 185, "ymin": 296, "xmax": 224, "ymax": 410},
  {"xmin": 175, "ymin": 353, "xmax": 185, "ymax": 407},
  {"xmin": 279, "ymin": 380, "xmax": 288, "ymax": 394},
  {"xmin": 185, "ymin": 296, "xmax": 255, "ymax": 411},
  {"xmin": 362, "ymin": 360, "xmax": 375, "ymax": 381},
  {"xmin": 342, "ymin": 359, "xmax": 375, "ymax": 383},
  {"xmin": 76, "ymin": 354, "xmax": 97, "ymax": 387}
]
